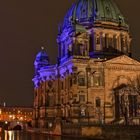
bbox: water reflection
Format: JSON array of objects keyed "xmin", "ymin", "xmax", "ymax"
[
  {"xmin": 0, "ymin": 131, "xmax": 100, "ymax": 140},
  {"xmin": 1, "ymin": 131, "xmax": 61, "ymax": 140},
  {"xmin": 4, "ymin": 131, "xmax": 20, "ymax": 140},
  {"xmin": 0, "ymin": 131, "xmax": 92, "ymax": 140},
  {"xmin": 0, "ymin": 131, "xmax": 122, "ymax": 140}
]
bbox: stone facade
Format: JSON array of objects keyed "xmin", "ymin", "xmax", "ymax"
[{"xmin": 32, "ymin": 0, "xmax": 140, "ymax": 128}]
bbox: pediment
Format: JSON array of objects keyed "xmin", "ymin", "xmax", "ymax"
[{"xmin": 105, "ymin": 55, "xmax": 140, "ymax": 65}]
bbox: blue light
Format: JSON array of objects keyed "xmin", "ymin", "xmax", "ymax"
[
  {"xmin": 33, "ymin": 0, "xmax": 102, "ymax": 88},
  {"xmin": 34, "ymin": 49, "xmax": 50, "ymax": 75}
]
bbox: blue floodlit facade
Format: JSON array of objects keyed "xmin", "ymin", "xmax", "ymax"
[{"xmin": 32, "ymin": 0, "xmax": 140, "ymax": 128}]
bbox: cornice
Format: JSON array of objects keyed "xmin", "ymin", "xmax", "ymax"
[{"xmin": 104, "ymin": 63, "xmax": 140, "ymax": 71}]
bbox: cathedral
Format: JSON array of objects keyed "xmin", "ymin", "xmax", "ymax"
[{"xmin": 32, "ymin": 0, "xmax": 140, "ymax": 128}]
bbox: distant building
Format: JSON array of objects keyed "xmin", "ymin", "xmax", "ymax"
[
  {"xmin": 32, "ymin": 0, "xmax": 140, "ymax": 128},
  {"xmin": 0, "ymin": 106, "xmax": 33, "ymax": 122}
]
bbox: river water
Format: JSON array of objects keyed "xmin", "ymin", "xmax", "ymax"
[
  {"xmin": 0, "ymin": 130, "xmax": 137, "ymax": 140},
  {"xmin": 0, "ymin": 131, "xmax": 87, "ymax": 140}
]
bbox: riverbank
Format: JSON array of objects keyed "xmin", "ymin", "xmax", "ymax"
[
  {"xmin": 62, "ymin": 124, "xmax": 140, "ymax": 140},
  {"xmin": 27, "ymin": 124, "xmax": 140, "ymax": 139}
]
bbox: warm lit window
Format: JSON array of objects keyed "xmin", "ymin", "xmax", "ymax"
[{"xmin": 93, "ymin": 74, "xmax": 101, "ymax": 87}]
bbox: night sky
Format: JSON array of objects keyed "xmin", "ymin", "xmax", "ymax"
[{"xmin": 0, "ymin": 0, "xmax": 139, "ymax": 107}]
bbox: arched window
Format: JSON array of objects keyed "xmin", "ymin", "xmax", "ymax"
[
  {"xmin": 96, "ymin": 36, "xmax": 100, "ymax": 44},
  {"xmin": 113, "ymin": 35, "xmax": 117, "ymax": 50},
  {"xmin": 108, "ymin": 37, "xmax": 113, "ymax": 49},
  {"xmin": 96, "ymin": 98, "xmax": 101, "ymax": 107},
  {"xmin": 79, "ymin": 95, "xmax": 85, "ymax": 102},
  {"xmin": 105, "ymin": 34, "xmax": 108, "ymax": 49},
  {"xmin": 96, "ymin": 35, "xmax": 101, "ymax": 51},
  {"xmin": 47, "ymin": 94, "xmax": 54, "ymax": 107},
  {"xmin": 78, "ymin": 72, "xmax": 85, "ymax": 86},
  {"xmin": 93, "ymin": 74, "xmax": 101, "ymax": 87},
  {"xmin": 74, "ymin": 44, "xmax": 81, "ymax": 55},
  {"xmin": 89, "ymin": 34, "xmax": 93, "ymax": 52},
  {"xmin": 121, "ymin": 35, "xmax": 126, "ymax": 52}
]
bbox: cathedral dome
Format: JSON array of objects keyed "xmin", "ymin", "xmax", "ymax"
[{"xmin": 63, "ymin": 0, "xmax": 128, "ymax": 29}]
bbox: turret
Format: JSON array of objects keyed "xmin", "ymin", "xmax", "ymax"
[{"xmin": 34, "ymin": 47, "xmax": 50, "ymax": 75}]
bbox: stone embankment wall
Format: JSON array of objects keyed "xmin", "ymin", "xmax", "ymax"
[
  {"xmin": 102, "ymin": 125, "xmax": 140, "ymax": 140},
  {"xmin": 62, "ymin": 124, "xmax": 140, "ymax": 139}
]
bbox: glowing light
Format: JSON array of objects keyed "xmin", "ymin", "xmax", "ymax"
[
  {"xmin": 41, "ymin": 46, "xmax": 44, "ymax": 50},
  {"xmin": 8, "ymin": 131, "xmax": 14, "ymax": 140},
  {"xmin": 49, "ymin": 122, "xmax": 52, "ymax": 128},
  {"xmin": 20, "ymin": 117, "xmax": 23, "ymax": 120},
  {"xmin": 9, "ymin": 115, "xmax": 12, "ymax": 118}
]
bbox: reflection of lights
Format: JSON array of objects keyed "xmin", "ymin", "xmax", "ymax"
[
  {"xmin": 8, "ymin": 131, "xmax": 12, "ymax": 140},
  {"xmin": 17, "ymin": 122, "xmax": 20, "ymax": 124},
  {"xmin": 4, "ymin": 130, "xmax": 8, "ymax": 140},
  {"xmin": 9, "ymin": 115, "xmax": 12, "ymax": 118},
  {"xmin": 5, "ymin": 131, "xmax": 14, "ymax": 140},
  {"xmin": 0, "ymin": 109, "xmax": 2, "ymax": 115},
  {"xmin": 13, "ymin": 115, "xmax": 15, "ymax": 119},
  {"xmin": 20, "ymin": 117, "xmax": 23, "ymax": 120},
  {"xmin": 5, "ymin": 121, "xmax": 8, "ymax": 124},
  {"xmin": 17, "ymin": 131, "xmax": 20, "ymax": 140},
  {"xmin": 8, "ymin": 131, "xmax": 14, "ymax": 140}
]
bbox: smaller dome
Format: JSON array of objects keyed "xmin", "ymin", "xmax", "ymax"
[
  {"xmin": 34, "ymin": 47, "xmax": 50, "ymax": 73},
  {"xmin": 36, "ymin": 50, "xmax": 49, "ymax": 63}
]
